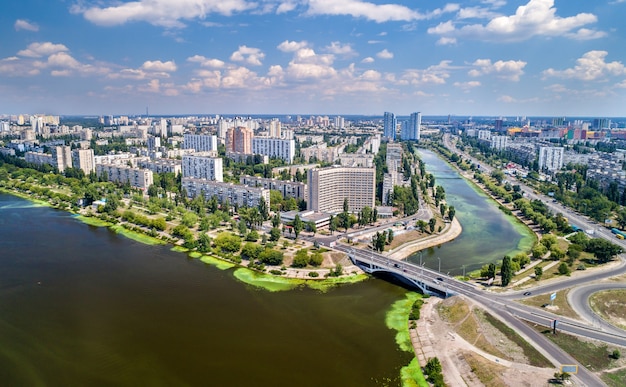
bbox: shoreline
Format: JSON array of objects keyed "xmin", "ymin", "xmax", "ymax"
[{"xmin": 387, "ymin": 217, "xmax": 462, "ymax": 260}]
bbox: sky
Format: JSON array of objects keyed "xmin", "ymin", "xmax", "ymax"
[{"xmin": 1, "ymin": 0, "xmax": 626, "ymax": 117}]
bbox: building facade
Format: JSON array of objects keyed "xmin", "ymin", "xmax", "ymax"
[
  {"xmin": 538, "ymin": 146, "xmax": 565, "ymax": 172},
  {"xmin": 182, "ymin": 153, "xmax": 223, "ymax": 181},
  {"xmin": 307, "ymin": 166, "xmax": 376, "ymax": 214},
  {"xmin": 96, "ymin": 164, "xmax": 154, "ymax": 190},
  {"xmin": 225, "ymin": 126, "xmax": 253, "ymax": 154},
  {"xmin": 252, "ymin": 137, "xmax": 295, "ymax": 163},
  {"xmin": 183, "ymin": 134, "xmax": 218, "ymax": 152},
  {"xmin": 182, "ymin": 177, "xmax": 270, "ymax": 208},
  {"xmin": 240, "ymin": 175, "xmax": 307, "ymax": 201},
  {"xmin": 383, "ymin": 112, "xmax": 396, "ymax": 141},
  {"xmin": 72, "ymin": 149, "xmax": 95, "ymax": 174}
]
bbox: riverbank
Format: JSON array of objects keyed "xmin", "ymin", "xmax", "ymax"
[{"xmin": 386, "ymin": 218, "xmax": 462, "ymax": 261}]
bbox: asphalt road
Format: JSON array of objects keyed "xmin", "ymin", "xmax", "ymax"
[{"xmin": 568, "ymin": 283, "xmax": 626, "ymax": 335}]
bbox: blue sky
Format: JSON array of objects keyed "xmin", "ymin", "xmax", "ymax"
[{"xmin": 1, "ymin": 0, "xmax": 626, "ymax": 117}]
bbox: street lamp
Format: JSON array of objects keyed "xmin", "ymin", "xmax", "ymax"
[
  {"xmin": 419, "ymin": 251, "xmax": 423, "ymax": 266},
  {"xmin": 437, "ymin": 256, "xmax": 441, "ymax": 273}
]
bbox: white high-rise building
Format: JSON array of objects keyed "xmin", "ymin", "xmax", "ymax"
[
  {"xmin": 182, "ymin": 153, "xmax": 223, "ymax": 181},
  {"xmin": 334, "ymin": 116, "xmax": 345, "ymax": 130},
  {"xmin": 538, "ymin": 146, "xmax": 565, "ymax": 172},
  {"xmin": 52, "ymin": 146, "xmax": 72, "ymax": 172},
  {"xmin": 183, "ymin": 134, "xmax": 218, "ymax": 152},
  {"xmin": 269, "ymin": 119, "xmax": 281, "ymax": 138},
  {"xmin": 72, "ymin": 149, "xmax": 96, "ymax": 174},
  {"xmin": 147, "ymin": 135, "xmax": 161, "ymax": 152},
  {"xmin": 308, "ymin": 166, "xmax": 376, "ymax": 214},
  {"xmin": 490, "ymin": 135, "xmax": 508, "ymax": 150},
  {"xmin": 383, "ymin": 112, "xmax": 396, "ymax": 141},
  {"xmin": 252, "ymin": 138, "xmax": 295, "ymax": 163},
  {"xmin": 402, "ymin": 112, "xmax": 421, "ymax": 141}
]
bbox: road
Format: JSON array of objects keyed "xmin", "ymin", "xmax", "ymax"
[{"xmin": 568, "ymin": 283, "xmax": 626, "ymax": 335}]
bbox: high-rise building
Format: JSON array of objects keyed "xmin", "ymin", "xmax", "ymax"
[
  {"xmin": 386, "ymin": 143, "xmax": 403, "ymax": 173},
  {"xmin": 490, "ymin": 136, "xmax": 508, "ymax": 150},
  {"xmin": 404, "ymin": 112, "xmax": 421, "ymax": 140},
  {"xmin": 182, "ymin": 178, "xmax": 270, "ymax": 208},
  {"xmin": 252, "ymin": 137, "xmax": 295, "ymax": 163},
  {"xmin": 72, "ymin": 149, "xmax": 95, "ymax": 174},
  {"xmin": 147, "ymin": 135, "xmax": 161, "ymax": 152},
  {"xmin": 182, "ymin": 153, "xmax": 224, "ymax": 181},
  {"xmin": 334, "ymin": 116, "xmax": 345, "ymax": 130},
  {"xmin": 383, "ymin": 112, "xmax": 396, "ymax": 141},
  {"xmin": 183, "ymin": 134, "xmax": 218, "ymax": 152},
  {"xmin": 269, "ymin": 119, "xmax": 281, "ymax": 138},
  {"xmin": 538, "ymin": 146, "xmax": 564, "ymax": 172},
  {"xmin": 226, "ymin": 126, "xmax": 253, "ymax": 154},
  {"xmin": 307, "ymin": 166, "xmax": 376, "ymax": 214},
  {"xmin": 52, "ymin": 146, "xmax": 72, "ymax": 172}
]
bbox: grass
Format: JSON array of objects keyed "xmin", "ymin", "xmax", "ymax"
[
  {"xmin": 519, "ymin": 289, "xmax": 579, "ymax": 319},
  {"xmin": 589, "ymin": 289, "xmax": 626, "ymax": 330},
  {"xmin": 462, "ymin": 351, "xmax": 507, "ymax": 387},
  {"xmin": 482, "ymin": 312, "xmax": 552, "ymax": 367},
  {"xmin": 535, "ymin": 326, "xmax": 616, "ymax": 372},
  {"xmin": 602, "ymin": 368, "xmax": 626, "ymax": 387}
]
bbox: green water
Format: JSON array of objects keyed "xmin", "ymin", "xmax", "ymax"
[
  {"xmin": 0, "ymin": 194, "xmax": 414, "ymax": 386},
  {"xmin": 409, "ymin": 150, "xmax": 536, "ymax": 275}
]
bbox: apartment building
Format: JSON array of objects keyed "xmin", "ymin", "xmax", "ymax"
[
  {"xmin": 96, "ymin": 164, "xmax": 154, "ymax": 190},
  {"xmin": 307, "ymin": 166, "xmax": 376, "ymax": 214},
  {"xmin": 240, "ymin": 175, "xmax": 307, "ymax": 201},
  {"xmin": 182, "ymin": 153, "xmax": 223, "ymax": 181},
  {"xmin": 182, "ymin": 177, "xmax": 270, "ymax": 208}
]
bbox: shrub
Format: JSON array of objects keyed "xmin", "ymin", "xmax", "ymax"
[
  {"xmin": 308, "ymin": 272, "xmax": 319, "ymax": 278},
  {"xmin": 270, "ymin": 270, "xmax": 283, "ymax": 275},
  {"xmin": 612, "ymin": 349, "xmax": 621, "ymax": 359}
]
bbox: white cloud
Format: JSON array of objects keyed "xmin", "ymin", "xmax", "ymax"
[
  {"xmin": 277, "ymin": 40, "xmax": 309, "ymax": 52},
  {"xmin": 285, "ymin": 48, "xmax": 336, "ymax": 80},
  {"xmin": 72, "ymin": 0, "xmax": 257, "ymax": 28},
  {"xmin": 454, "ymin": 81, "xmax": 481, "ymax": 91},
  {"xmin": 276, "ymin": 1, "xmax": 297, "ymax": 14},
  {"xmin": 398, "ymin": 61, "xmax": 452, "ymax": 86},
  {"xmin": 141, "ymin": 60, "xmax": 177, "ymax": 72},
  {"xmin": 616, "ymin": 80, "xmax": 626, "ymax": 89},
  {"xmin": 428, "ymin": 0, "xmax": 605, "ymax": 42},
  {"xmin": 376, "ymin": 49, "xmax": 393, "ymax": 59},
  {"xmin": 542, "ymin": 51, "xmax": 626, "ymax": 81},
  {"xmin": 362, "ymin": 57, "xmax": 375, "ymax": 63},
  {"xmin": 468, "ymin": 59, "xmax": 527, "ymax": 81},
  {"xmin": 187, "ymin": 55, "xmax": 225, "ymax": 68},
  {"xmin": 0, "ymin": 57, "xmax": 40, "ymax": 76},
  {"xmin": 17, "ymin": 42, "xmax": 69, "ymax": 58},
  {"xmin": 436, "ymin": 37, "xmax": 457, "ymax": 45},
  {"xmin": 230, "ymin": 45, "xmax": 265, "ymax": 66},
  {"xmin": 325, "ymin": 42, "xmax": 356, "ymax": 56},
  {"xmin": 306, "ymin": 0, "xmax": 422, "ymax": 23},
  {"xmin": 14, "ymin": 19, "xmax": 39, "ymax": 32}
]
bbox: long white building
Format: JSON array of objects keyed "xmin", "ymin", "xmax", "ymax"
[
  {"xmin": 96, "ymin": 164, "xmax": 153, "ymax": 190},
  {"xmin": 182, "ymin": 177, "xmax": 270, "ymax": 208},
  {"xmin": 307, "ymin": 166, "xmax": 376, "ymax": 214},
  {"xmin": 240, "ymin": 175, "xmax": 307, "ymax": 201},
  {"xmin": 252, "ymin": 137, "xmax": 295, "ymax": 163},
  {"xmin": 72, "ymin": 149, "xmax": 95, "ymax": 174},
  {"xmin": 182, "ymin": 153, "xmax": 223, "ymax": 181},
  {"xmin": 183, "ymin": 134, "xmax": 218, "ymax": 152}
]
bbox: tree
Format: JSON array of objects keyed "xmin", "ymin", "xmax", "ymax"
[
  {"xmin": 491, "ymin": 169, "xmax": 505, "ymax": 185},
  {"xmin": 214, "ymin": 233, "xmax": 242, "ymax": 254},
  {"xmin": 259, "ymin": 248, "xmax": 284, "ymax": 265},
  {"xmin": 293, "ymin": 214, "xmax": 303, "ymax": 240},
  {"xmin": 387, "ymin": 230, "xmax": 394, "ymax": 244},
  {"xmin": 428, "ymin": 218, "xmax": 436, "ymax": 233},
  {"xmin": 586, "ymin": 238, "xmax": 623, "ymax": 263},
  {"xmin": 558, "ymin": 262, "xmax": 571, "ymax": 276},
  {"xmin": 532, "ymin": 244, "xmax": 548, "ymax": 259},
  {"xmin": 416, "ymin": 220, "xmax": 427, "ymax": 233},
  {"xmin": 291, "ymin": 249, "xmax": 309, "ymax": 268},
  {"xmin": 440, "ymin": 203, "xmax": 447, "ymax": 217},
  {"xmin": 306, "ymin": 221, "xmax": 317, "ymax": 235},
  {"xmin": 612, "ymin": 349, "xmax": 621, "ymax": 359},
  {"xmin": 269, "ymin": 227, "xmax": 281, "ymax": 242},
  {"xmin": 487, "ymin": 263, "xmax": 496, "ymax": 279},
  {"xmin": 271, "ymin": 213, "xmax": 281, "ymax": 228},
  {"xmin": 309, "ymin": 251, "xmax": 323, "ymax": 266},
  {"xmin": 329, "ymin": 215, "xmax": 336, "ymax": 235},
  {"xmin": 448, "ymin": 206, "xmax": 456, "ymax": 221},
  {"xmin": 500, "ymin": 255, "xmax": 513, "ymax": 286},
  {"xmin": 181, "ymin": 211, "xmax": 198, "ymax": 228},
  {"xmin": 540, "ymin": 234, "xmax": 557, "ymax": 248},
  {"xmin": 534, "ymin": 266, "xmax": 543, "ymax": 280}
]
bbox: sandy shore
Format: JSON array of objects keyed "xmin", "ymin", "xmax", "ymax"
[{"xmin": 386, "ymin": 217, "xmax": 462, "ymax": 260}]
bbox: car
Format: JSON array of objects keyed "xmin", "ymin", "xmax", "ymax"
[
  {"xmin": 523, "ymin": 291, "xmax": 532, "ymax": 296},
  {"xmin": 436, "ymin": 277, "xmax": 444, "ymax": 282}
]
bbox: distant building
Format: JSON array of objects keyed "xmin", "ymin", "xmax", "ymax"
[
  {"xmin": 386, "ymin": 143, "xmax": 403, "ymax": 173},
  {"xmin": 226, "ymin": 126, "xmax": 253, "ymax": 154},
  {"xmin": 96, "ymin": 164, "xmax": 153, "ymax": 190},
  {"xmin": 182, "ymin": 153, "xmax": 223, "ymax": 181},
  {"xmin": 401, "ymin": 112, "xmax": 421, "ymax": 141},
  {"xmin": 52, "ymin": 146, "xmax": 72, "ymax": 172},
  {"xmin": 72, "ymin": 149, "xmax": 95, "ymax": 174},
  {"xmin": 383, "ymin": 112, "xmax": 396, "ymax": 141},
  {"xmin": 490, "ymin": 135, "xmax": 508, "ymax": 151},
  {"xmin": 538, "ymin": 146, "xmax": 565, "ymax": 172},
  {"xmin": 183, "ymin": 134, "xmax": 218, "ymax": 152},
  {"xmin": 252, "ymin": 137, "xmax": 295, "ymax": 163},
  {"xmin": 240, "ymin": 175, "xmax": 307, "ymax": 201},
  {"xmin": 307, "ymin": 166, "xmax": 376, "ymax": 214},
  {"xmin": 182, "ymin": 177, "xmax": 270, "ymax": 208}
]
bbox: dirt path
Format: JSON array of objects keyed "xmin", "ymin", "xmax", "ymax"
[{"xmin": 411, "ymin": 296, "xmax": 558, "ymax": 387}]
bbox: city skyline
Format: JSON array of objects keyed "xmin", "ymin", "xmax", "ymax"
[{"xmin": 1, "ymin": 1, "xmax": 626, "ymax": 116}]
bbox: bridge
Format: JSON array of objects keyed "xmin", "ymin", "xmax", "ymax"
[{"xmin": 345, "ymin": 246, "xmax": 455, "ymax": 297}]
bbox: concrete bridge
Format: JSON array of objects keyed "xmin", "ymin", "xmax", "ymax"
[{"xmin": 345, "ymin": 247, "xmax": 454, "ymax": 297}]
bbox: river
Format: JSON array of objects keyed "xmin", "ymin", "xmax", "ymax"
[
  {"xmin": 408, "ymin": 149, "xmax": 536, "ymax": 275},
  {"xmin": 0, "ymin": 194, "xmax": 413, "ymax": 386}
]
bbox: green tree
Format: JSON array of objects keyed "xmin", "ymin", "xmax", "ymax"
[
  {"xmin": 181, "ymin": 211, "xmax": 198, "ymax": 228},
  {"xmin": 532, "ymin": 244, "xmax": 548, "ymax": 259},
  {"xmin": 500, "ymin": 255, "xmax": 513, "ymax": 286},
  {"xmin": 428, "ymin": 218, "xmax": 436, "ymax": 233},
  {"xmin": 558, "ymin": 262, "xmax": 571, "ymax": 276},
  {"xmin": 259, "ymin": 248, "xmax": 284, "ymax": 265},
  {"xmin": 447, "ymin": 206, "xmax": 456, "ymax": 221},
  {"xmin": 292, "ymin": 249, "xmax": 309, "ymax": 268},
  {"xmin": 534, "ymin": 266, "xmax": 543, "ymax": 280},
  {"xmin": 198, "ymin": 233, "xmax": 212, "ymax": 253},
  {"xmin": 540, "ymin": 234, "xmax": 557, "ymax": 248},
  {"xmin": 416, "ymin": 220, "xmax": 427, "ymax": 233},
  {"xmin": 214, "ymin": 233, "xmax": 242, "ymax": 254},
  {"xmin": 586, "ymin": 238, "xmax": 623, "ymax": 263},
  {"xmin": 293, "ymin": 214, "xmax": 303, "ymax": 240},
  {"xmin": 309, "ymin": 251, "xmax": 323, "ymax": 266},
  {"xmin": 387, "ymin": 230, "xmax": 394, "ymax": 244},
  {"xmin": 269, "ymin": 227, "xmax": 281, "ymax": 242}
]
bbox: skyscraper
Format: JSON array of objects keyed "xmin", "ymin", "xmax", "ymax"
[
  {"xmin": 407, "ymin": 112, "xmax": 421, "ymax": 140},
  {"xmin": 383, "ymin": 112, "xmax": 396, "ymax": 141}
]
